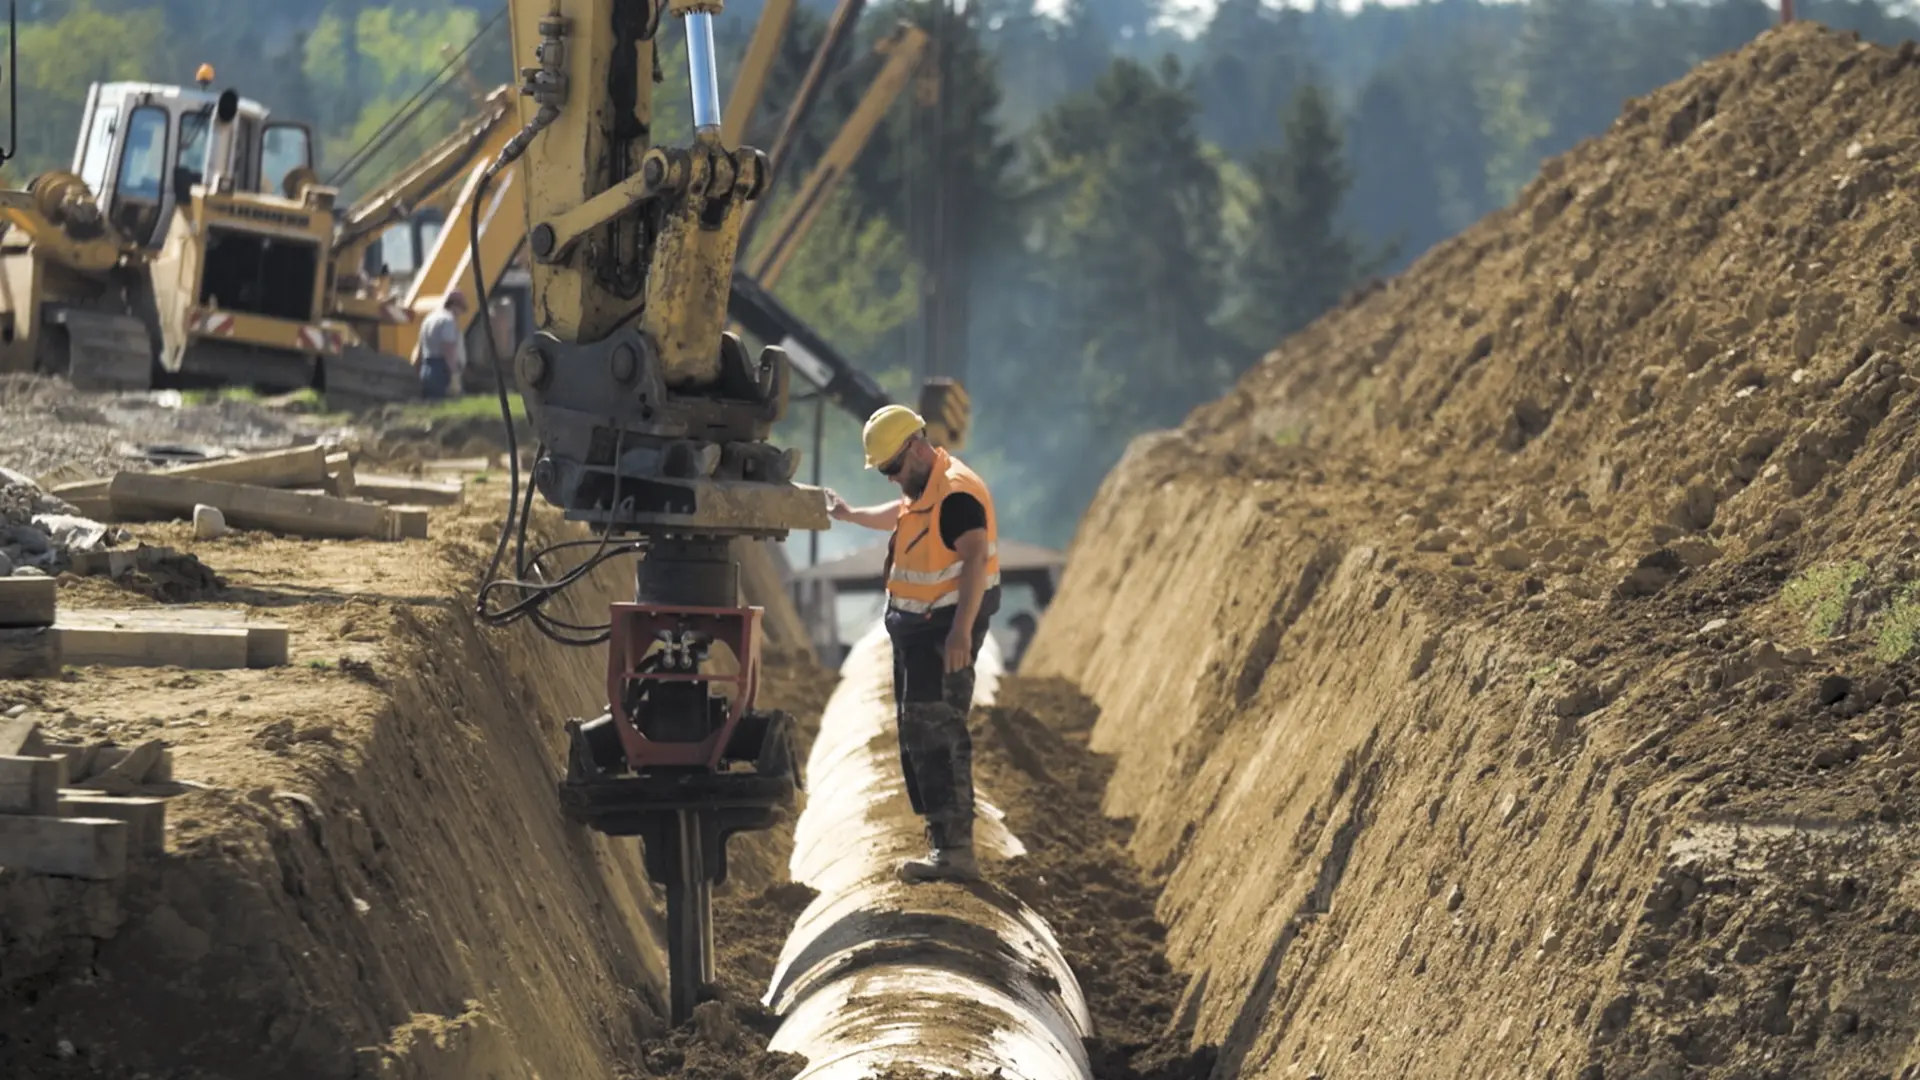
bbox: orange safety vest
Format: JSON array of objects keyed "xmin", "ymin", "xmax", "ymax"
[{"xmin": 885, "ymin": 449, "xmax": 1001, "ymax": 616}]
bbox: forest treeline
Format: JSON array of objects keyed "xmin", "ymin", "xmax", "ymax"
[{"xmin": 8, "ymin": 0, "xmax": 1918, "ymax": 547}]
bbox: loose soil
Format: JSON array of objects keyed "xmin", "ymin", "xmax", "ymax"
[{"xmin": 1027, "ymin": 20, "xmax": 1920, "ymax": 1080}]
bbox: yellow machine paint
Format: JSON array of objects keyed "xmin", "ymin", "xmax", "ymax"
[{"xmin": 0, "ymin": 70, "xmax": 445, "ymax": 400}]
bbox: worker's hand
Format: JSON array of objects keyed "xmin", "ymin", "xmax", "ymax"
[
  {"xmin": 943, "ymin": 624, "xmax": 972, "ymax": 674},
  {"xmin": 824, "ymin": 489, "xmax": 851, "ymax": 521}
]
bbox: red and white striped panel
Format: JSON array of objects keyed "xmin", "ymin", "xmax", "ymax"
[
  {"xmin": 297, "ymin": 325, "xmax": 328, "ymax": 353},
  {"xmin": 197, "ymin": 311, "xmax": 236, "ymax": 336}
]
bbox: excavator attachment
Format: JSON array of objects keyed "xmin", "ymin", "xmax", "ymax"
[{"xmin": 918, "ymin": 376, "xmax": 970, "ymax": 452}]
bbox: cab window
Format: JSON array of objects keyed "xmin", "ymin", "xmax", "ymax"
[
  {"xmin": 262, "ymin": 124, "xmax": 311, "ymax": 196},
  {"xmin": 374, "ymin": 222, "xmax": 419, "ymax": 275},
  {"xmin": 78, "ymin": 104, "xmax": 119, "ymax": 194},
  {"xmin": 176, "ymin": 111, "xmax": 210, "ymax": 190},
  {"xmin": 115, "ymin": 106, "xmax": 169, "ymax": 200}
]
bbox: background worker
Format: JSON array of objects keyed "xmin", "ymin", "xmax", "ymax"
[
  {"xmin": 826, "ymin": 404, "xmax": 1002, "ymax": 883},
  {"xmin": 416, "ymin": 290, "xmax": 469, "ymax": 400}
]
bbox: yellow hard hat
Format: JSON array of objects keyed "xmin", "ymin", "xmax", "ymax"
[
  {"xmin": 196, "ymin": 63, "xmax": 216, "ymax": 85},
  {"xmin": 862, "ymin": 404, "xmax": 925, "ymax": 469}
]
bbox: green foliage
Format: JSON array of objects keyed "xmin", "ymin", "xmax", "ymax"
[
  {"xmin": 1875, "ymin": 584, "xmax": 1920, "ymax": 664},
  {"xmin": 1228, "ymin": 81, "xmax": 1380, "ymax": 353},
  {"xmin": 1781, "ymin": 561, "xmax": 1869, "ymax": 638},
  {"xmin": 766, "ymin": 188, "xmax": 923, "ymax": 515},
  {"xmin": 5, "ymin": 1, "xmax": 177, "ymax": 177}
]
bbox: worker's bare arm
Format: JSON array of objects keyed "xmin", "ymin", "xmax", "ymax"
[
  {"xmin": 945, "ymin": 527, "xmax": 991, "ymax": 673},
  {"xmin": 824, "ymin": 489, "xmax": 902, "ymax": 530}
]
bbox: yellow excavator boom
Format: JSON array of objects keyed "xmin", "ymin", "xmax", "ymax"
[
  {"xmin": 745, "ymin": 22, "xmax": 927, "ymax": 290},
  {"xmin": 382, "ymin": 149, "xmax": 528, "ymax": 361},
  {"xmin": 332, "ymin": 86, "xmax": 519, "ymax": 287}
]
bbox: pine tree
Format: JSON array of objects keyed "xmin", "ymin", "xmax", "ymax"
[
  {"xmin": 985, "ymin": 54, "xmax": 1231, "ymax": 544},
  {"xmin": 1231, "ymin": 82, "xmax": 1376, "ymax": 353}
]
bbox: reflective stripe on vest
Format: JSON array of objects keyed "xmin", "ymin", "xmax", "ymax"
[{"xmin": 885, "ymin": 449, "xmax": 999, "ymax": 615}]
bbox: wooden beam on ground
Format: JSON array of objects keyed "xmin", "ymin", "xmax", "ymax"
[
  {"xmin": 108, "ymin": 472, "xmax": 399, "ymax": 541},
  {"xmin": 0, "ymin": 718, "xmax": 37, "ymax": 757},
  {"xmin": 35, "ymin": 742, "xmax": 174, "ymax": 785},
  {"xmin": 355, "ymin": 474, "xmax": 463, "ymax": 506},
  {"xmin": 324, "ymin": 452, "xmax": 357, "ymax": 498},
  {"xmin": 386, "ymin": 506, "xmax": 430, "ymax": 541},
  {"xmin": 0, "ymin": 577, "xmax": 55, "ymax": 628},
  {"xmin": 0, "ymin": 627, "xmax": 60, "ymax": 678},
  {"xmin": 58, "ymin": 623, "xmax": 250, "ymax": 670},
  {"xmin": 0, "ymin": 814, "xmax": 127, "ymax": 879},
  {"xmin": 52, "ymin": 445, "xmax": 334, "ymax": 502},
  {"xmin": 0, "ymin": 754, "xmax": 65, "ymax": 814},
  {"xmin": 57, "ymin": 793, "xmax": 165, "ymax": 856},
  {"xmin": 49, "ymin": 478, "xmax": 110, "ymax": 501},
  {"xmin": 57, "ymin": 610, "xmax": 289, "ymax": 669}
]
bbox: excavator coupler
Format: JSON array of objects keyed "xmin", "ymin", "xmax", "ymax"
[{"xmin": 557, "ymin": 595, "xmax": 802, "ymax": 1024}]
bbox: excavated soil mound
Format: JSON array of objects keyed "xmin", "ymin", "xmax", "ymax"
[
  {"xmin": 1027, "ymin": 21, "xmax": 1920, "ymax": 1080},
  {"xmin": 0, "ymin": 498, "xmax": 834, "ymax": 1080}
]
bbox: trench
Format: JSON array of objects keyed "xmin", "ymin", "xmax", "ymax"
[
  {"xmin": 0, "ymin": 507, "xmax": 1200, "ymax": 1080},
  {"xmin": 763, "ymin": 625, "xmax": 1095, "ymax": 1080}
]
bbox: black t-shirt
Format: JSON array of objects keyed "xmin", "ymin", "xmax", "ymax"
[{"xmin": 938, "ymin": 493, "xmax": 987, "ymax": 550}]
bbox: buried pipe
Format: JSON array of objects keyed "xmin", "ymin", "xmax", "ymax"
[{"xmin": 762, "ymin": 623, "xmax": 1096, "ymax": 1080}]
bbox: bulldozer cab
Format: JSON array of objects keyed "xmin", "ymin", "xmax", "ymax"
[{"xmin": 73, "ymin": 81, "xmax": 315, "ymax": 249}]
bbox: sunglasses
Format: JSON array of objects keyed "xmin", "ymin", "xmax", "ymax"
[{"xmin": 878, "ymin": 436, "xmax": 918, "ymax": 477}]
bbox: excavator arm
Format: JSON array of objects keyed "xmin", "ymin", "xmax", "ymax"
[
  {"xmin": 480, "ymin": 0, "xmax": 823, "ymax": 1026},
  {"xmin": 332, "ymin": 86, "xmax": 520, "ymax": 289}
]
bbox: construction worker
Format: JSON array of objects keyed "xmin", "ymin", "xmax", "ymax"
[
  {"xmin": 416, "ymin": 290, "xmax": 468, "ymax": 400},
  {"xmin": 825, "ymin": 404, "xmax": 1001, "ymax": 883}
]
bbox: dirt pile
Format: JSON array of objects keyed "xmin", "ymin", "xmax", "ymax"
[
  {"xmin": 1027, "ymin": 21, "xmax": 1920, "ymax": 1080},
  {"xmin": 0, "ymin": 495, "xmax": 833, "ymax": 1080}
]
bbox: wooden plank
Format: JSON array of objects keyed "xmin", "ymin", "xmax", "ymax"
[
  {"xmin": 160, "ymin": 445, "xmax": 331, "ymax": 489},
  {"xmin": 0, "ymin": 627, "xmax": 60, "ymax": 679},
  {"xmin": 57, "ymin": 793, "xmax": 165, "ymax": 856},
  {"xmin": 355, "ymin": 474, "xmax": 463, "ymax": 506},
  {"xmin": 62, "ymin": 496, "xmax": 117, "ymax": 522},
  {"xmin": 0, "ymin": 577, "xmax": 55, "ymax": 628},
  {"xmin": 324, "ymin": 452, "xmax": 356, "ymax": 498},
  {"xmin": 34, "ymin": 743, "xmax": 173, "ymax": 784},
  {"xmin": 73, "ymin": 741, "xmax": 166, "ymax": 795},
  {"xmin": 57, "ymin": 624, "xmax": 250, "ymax": 670},
  {"xmin": 58, "ymin": 610, "xmax": 289, "ymax": 669},
  {"xmin": 108, "ymin": 472, "xmax": 397, "ymax": 541},
  {"xmin": 0, "ymin": 718, "xmax": 36, "ymax": 757},
  {"xmin": 49, "ymin": 478, "xmax": 111, "ymax": 500},
  {"xmin": 383, "ymin": 506, "xmax": 430, "ymax": 541},
  {"xmin": 0, "ymin": 755, "xmax": 65, "ymax": 814},
  {"xmin": 0, "ymin": 814, "xmax": 127, "ymax": 879}
]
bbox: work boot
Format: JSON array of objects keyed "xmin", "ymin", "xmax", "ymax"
[
  {"xmin": 897, "ymin": 843, "xmax": 980, "ymax": 883},
  {"xmin": 898, "ymin": 819, "xmax": 980, "ymax": 883}
]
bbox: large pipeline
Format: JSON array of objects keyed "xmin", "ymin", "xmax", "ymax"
[{"xmin": 763, "ymin": 623, "xmax": 1095, "ymax": 1080}]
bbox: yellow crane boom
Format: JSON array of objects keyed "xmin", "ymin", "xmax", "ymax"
[{"xmin": 744, "ymin": 22, "xmax": 927, "ymax": 289}]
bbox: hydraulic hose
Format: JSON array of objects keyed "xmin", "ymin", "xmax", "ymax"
[{"xmin": 763, "ymin": 624, "xmax": 1095, "ymax": 1080}]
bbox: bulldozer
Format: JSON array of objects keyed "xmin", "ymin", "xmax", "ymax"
[{"xmin": 0, "ymin": 67, "xmax": 421, "ymax": 401}]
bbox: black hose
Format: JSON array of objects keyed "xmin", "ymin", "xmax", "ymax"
[{"xmin": 466, "ymin": 156, "xmax": 639, "ymax": 647}]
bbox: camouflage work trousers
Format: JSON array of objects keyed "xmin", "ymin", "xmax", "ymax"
[{"xmin": 890, "ymin": 620, "xmax": 987, "ymax": 850}]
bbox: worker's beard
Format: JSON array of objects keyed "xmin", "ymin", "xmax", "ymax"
[{"xmin": 900, "ymin": 463, "xmax": 930, "ymax": 500}]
